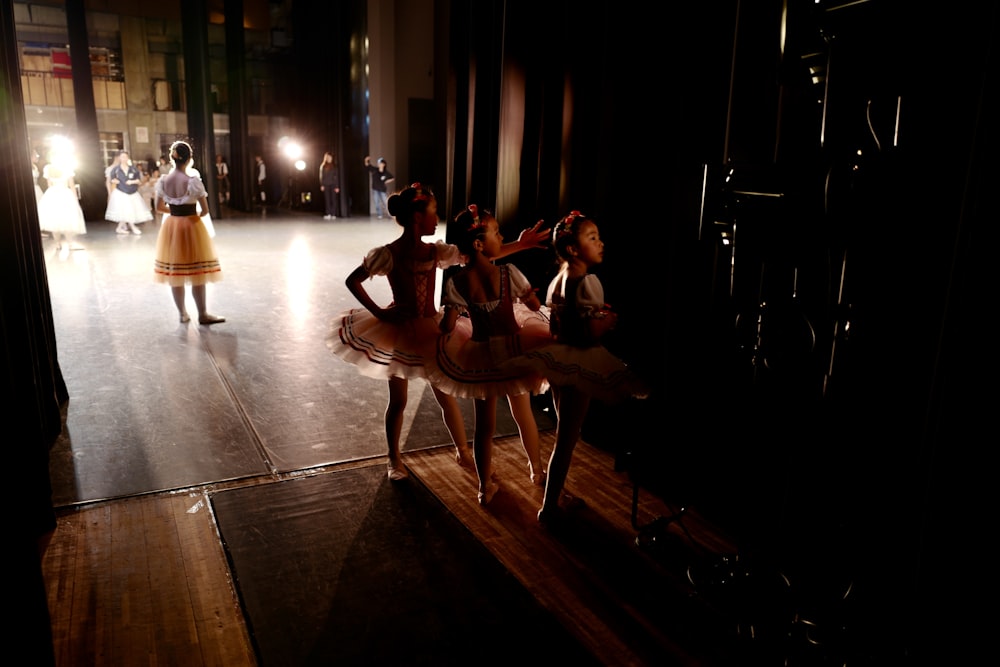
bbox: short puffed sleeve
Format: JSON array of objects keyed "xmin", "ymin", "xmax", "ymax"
[
  {"xmin": 432, "ymin": 240, "xmax": 465, "ymax": 269},
  {"xmin": 186, "ymin": 175, "xmax": 208, "ymax": 200},
  {"xmin": 441, "ymin": 278, "xmax": 470, "ymax": 314},
  {"xmin": 506, "ymin": 264, "xmax": 535, "ymax": 301},
  {"xmin": 575, "ymin": 274, "xmax": 606, "ymax": 316},
  {"xmin": 362, "ymin": 245, "xmax": 393, "ymax": 277}
]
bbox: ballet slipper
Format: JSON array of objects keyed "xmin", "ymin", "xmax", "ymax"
[
  {"xmin": 179, "ymin": 312, "xmax": 191, "ymax": 323},
  {"xmin": 529, "ymin": 463, "xmax": 546, "ymax": 486},
  {"xmin": 387, "ymin": 458, "xmax": 409, "ymax": 481},
  {"xmin": 198, "ymin": 314, "xmax": 226, "ymax": 325}
]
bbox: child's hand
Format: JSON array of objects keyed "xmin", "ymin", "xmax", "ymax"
[{"xmin": 516, "ymin": 220, "xmax": 550, "ymax": 249}]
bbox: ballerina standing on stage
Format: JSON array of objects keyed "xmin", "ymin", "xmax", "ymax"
[
  {"xmin": 37, "ymin": 159, "xmax": 87, "ymax": 251},
  {"xmin": 106, "ymin": 150, "xmax": 153, "ymax": 235},
  {"xmin": 432, "ymin": 205, "xmax": 553, "ymax": 505},
  {"xmin": 153, "ymin": 140, "xmax": 225, "ymax": 325}
]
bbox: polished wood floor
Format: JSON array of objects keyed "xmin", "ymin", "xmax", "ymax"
[{"xmin": 42, "ymin": 429, "xmax": 744, "ymax": 667}]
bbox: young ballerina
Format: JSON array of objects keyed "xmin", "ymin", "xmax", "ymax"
[
  {"xmin": 153, "ymin": 140, "xmax": 225, "ymax": 325},
  {"xmin": 432, "ymin": 205, "xmax": 553, "ymax": 505},
  {"xmin": 326, "ymin": 184, "xmax": 549, "ymax": 481},
  {"xmin": 509, "ymin": 211, "xmax": 648, "ymax": 524}
]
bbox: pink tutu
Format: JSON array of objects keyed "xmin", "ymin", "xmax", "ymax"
[
  {"xmin": 431, "ymin": 303, "xmax": 553, "ymax": 399},
  {"xmin": 326, "ymin": 308, "xmax": 442, "ymax": 381}
]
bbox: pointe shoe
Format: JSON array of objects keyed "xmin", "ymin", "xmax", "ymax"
[
  {"xmin": 537, "ymin": 506, "xmax": 555, "ymax": 525},
  {"xmin": 179, "ymin": 313, "xmax": 191, "ymax": 323},
  {"xmin": 132, "ymin": 228, "xmax": 142, "ymax": 235},
  {"xmin": 198, "ymin": 314, "xmax": 226, "ymax": 325},
  {"xmin": 387, "ymin": 459, "xmax": 409, "ymax": 481},
  {"xmin": 477, "ymin": 480, "xmax": 499, "ymax": 506},
  {"xmin": 116, "ymin": 228, "xmax": 129, "ymax": 234}
]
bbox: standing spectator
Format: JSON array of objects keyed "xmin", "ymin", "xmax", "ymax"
[
  {"xmin": 215, "ymin": 154, "xmax": 230, "ymax": 204},
  {"xmin": 157, "ymin": 154, "xmax": 171, "ymax": 177},
  {"xmin": 319, "ymin": 151, "xmax": 340, "ymax": 219},
  {"xmin": 364, "ymin": 155, "xmax": 394, "ymax": 218},
  {"xmin": 254, "ymin": 155, "xmax": 268, "ymax": 209}
]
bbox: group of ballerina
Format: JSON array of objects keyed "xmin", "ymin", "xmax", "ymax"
[{"xmin": 326, "ymin": 183, "xmax": 648, "ymax": 525}]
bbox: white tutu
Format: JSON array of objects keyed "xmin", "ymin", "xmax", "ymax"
[{"xmin": 105, "ymin": 189, "xmax": 153, "ymax": 224}]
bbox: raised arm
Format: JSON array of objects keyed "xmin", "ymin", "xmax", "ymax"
[{"xmin": 493, "ymin": 219, "xmax": 551, "ymax": 260}]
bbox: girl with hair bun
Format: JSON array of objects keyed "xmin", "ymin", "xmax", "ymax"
[
  {"xmin": 153, "ymin": 140, "xmax": 225, "ymax": 325},
  {"xmin": 326, "ymin": 184, "xmax": 549, "ymax": 481},
  {"xmin": 508, "ymin": 211, "xmax": 648, "ymax": 524},
  {"xmin": 432, "ymin": 205, "xmax": 552, "ymax": 505}
]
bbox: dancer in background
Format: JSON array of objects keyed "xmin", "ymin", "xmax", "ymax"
[
  {"xmin": 432, "ymin": 205, "xmax": 552, "ymax": 505},
  {"xmin": 37, "ymin": 158, "xmax": 86, "ymax": 251},
  {"xmin": 326, "ymin": 183, "xmax": 549, "ymax": 481},
  {"xmin": 153, "ymin": 140, "xmax": 225, "ymax": 325},
  {"xmin": 319, "ymin": 151, "xmax": 340, "ymax": 219},
  {"xmin": 105, "ymin": 150, "xmax": 153, "ymax": 235}
]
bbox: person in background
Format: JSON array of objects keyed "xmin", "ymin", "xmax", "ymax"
[
  {"xmin": 30, "ymin": 149, "xmax": 43, "ymax": 206},
  {"xmin": 37, "ymin": 158, "xmax": 87, "ymax": 251},
  {"xmin": 254, "ymin": 155, "xmax": 268, "ymax": 209},
  {"xmin": 319, "ymin": 151, "xmax": 340, "ymax": 219},
  {"xmin": 215, "ymin": 154, "xmax": 230, "ymax": 205},
  {"xmin": 154, "ymin": 140, "xmax": 225, "ymax": 326},
  {"xmin": 363, "ymin": 155, "xmax": 394, "ymax": 218},
  {"xmin": 105, "ymin": 150, "xmax": 153, "ymax": 235}
]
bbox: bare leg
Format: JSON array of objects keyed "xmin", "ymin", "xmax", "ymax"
[
  {"xmin": 431, "ymin": 385, "xmax": 473, "ymax": 466},
  {"xmin": 385, "ymin": 376, "xmax": 408, "ymax": 480},
  {"xmin": 192, "ymin": 284, "xmax": 225, "ymax": 324},
  {"xmin": 507, "ymin": 393, "xmax": 544, "ymax": 485},
  {"xmin": 171, "ymin": 286, "xmax": 190, "ymax": 322},
  {"xmin": 539, "ymin": 385, "xmax": 590, "ymax": 522},
  {"xmin": 473, "ymin": 397, "xmax": 499, "ymax": 505}
]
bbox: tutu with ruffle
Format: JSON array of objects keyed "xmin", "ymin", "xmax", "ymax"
[
  {"xmin": 105, "ymin": 188, "xmax": 153, "ymax": 224},
  {"xmin": 327, "ymin": 309, "xmax": 441, "ymax": 381},
  {"xmin": 326, "ymin": 240, "xmax": 465, "ymax": 381},
  {"xmin": 37, "ymin": 169, "xmax": 86, "ymax": 236},
  {"xmin": 432, "ymin": 303, "xmax": 552, "ymax": 399},
  {"xmin": 430, "ymin": 264, "xmax": 553, "ymax": 399},
  {"xmin": 502, "ymin": 343, "xmax": 648, "ymax": 404},
  {"xmin": 500, "ymin": 270, "xmax": 648, "ymax": 404}
]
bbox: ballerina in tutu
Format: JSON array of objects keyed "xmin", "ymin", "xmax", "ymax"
[
  {"xmin": 431, "ymin": 205, "xmax": 553, "ymax": 504},
  {"xmin": 106, "ymin": 150, "xmax": 153, "ymax": 235},
  {"xmin": 326, "ymin": 184, "xmax": 549, "ymax": 481},
  {"xmin": 153, "ymin": 140, "xmax": 224, "ymax": 325},
  {"xmin": 507, "ymin": 211, "xmax": 648, "ymax": 524},
  {"xmin": 37, "ymin": 160, "xmax": 87, "ymax": 251}
]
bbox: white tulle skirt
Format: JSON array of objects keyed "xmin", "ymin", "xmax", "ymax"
[{"xmin": 105, "ymin": 189, "xmax": 153, "ymax": 224}]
